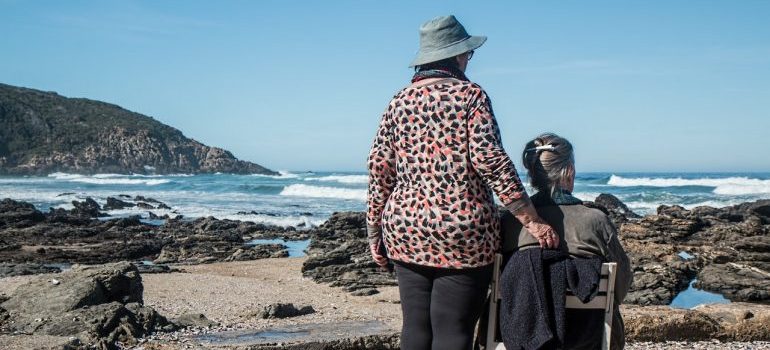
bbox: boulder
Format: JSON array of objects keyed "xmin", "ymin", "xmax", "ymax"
[
  {"xmin": 301, "ymin": 213, "xmax": 396, "ymax": 294},
  {"xmin": 0, "ymin": 262, "xmax": 172, "ymax": 348},
  {"xmin": 622, "ymin": 303, "xmax": 770, "ymax": 342},
  {"xmin": 0, "ymin": 262, "xmax": 61, "ymax": 278},
  {"xmin": 258, "ymin": 303, "xmax": 316, "ymax": 319},
  {"xmin": 0, "ymin": 198, "xmax": 45, "ymax": 228},
  {"xmin": 623, "ymin": 305, "xmax": 721, "ymax": 341},
  {"xmin": 695, "ymin": 263, "xmax": 770, "ymax": 302},
  {"xmin": 103, "ymin": 197, "xmax": 135, "ymax": 211},
  {"xmin": 71, "ymin": 197, "xmax": 102, "ymax": 217},
  {"xmin": 594, "ymin": 193, "xmax": 641, "ymax": 221},
  {"xmin": 173, "ymin": 312, "xmax": 218, "ymax": 328}
]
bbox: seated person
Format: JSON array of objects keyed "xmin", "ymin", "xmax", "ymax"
[{"xmin": 500, "ymin": 133, "xmax": 633, "ymax": 350}]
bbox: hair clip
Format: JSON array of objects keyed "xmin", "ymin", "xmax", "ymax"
[{"xmin": 525, "ymin": 145, "xmax": 556, "ymax": 153}]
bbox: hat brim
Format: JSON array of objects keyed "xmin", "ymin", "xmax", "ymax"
[{"xmin": 409, "ymin": 35, "xmax": 487, "ymax": 68}]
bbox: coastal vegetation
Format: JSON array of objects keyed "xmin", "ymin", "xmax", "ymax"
[{"xmin": 0, "ymin": 83, "xmax": 275, "ymax": 176}]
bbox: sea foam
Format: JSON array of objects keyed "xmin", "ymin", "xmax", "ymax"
[
  {"xmin": 251, "ymin": 170, "xmax": 300, "ymax": 179},
  {"xmin": 47, "ymin": 172, "xmax": 177, "ymax": 185},
  {"xmin": 279, "ymin": 184, "xmax": 366, "ymax": 201},
  {"xmin": 48, "ymin": 173, "xmax": 169, "ymax": 186},
  {"xmin": 305, "ymin": 175, "xmax": 368, "ymax": 184},
  {"xmin": 608, "ymin": 175, "xmax": 770, "ymax": 195}
]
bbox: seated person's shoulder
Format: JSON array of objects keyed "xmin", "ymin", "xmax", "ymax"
[
  {"xmin": 580, "ymin": 201, "xmax": 610, "ymax": 217},
  {"xmin": 564, "ymin": 203, "xmax": 616, "ymax": 232}
]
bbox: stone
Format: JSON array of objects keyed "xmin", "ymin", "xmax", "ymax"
[
  {"xmin": 173, "ymin": 312, "xmax": 218, "ymax": 328},
  {"xmin": 594, "ymin": 193, "xmax": 641, "ymax": 221},
  {"xmin": 103, "ymin": 197, "xmax": 135, "ymax": 210},
  {"xmin": 71, "ymin": 197, "xmax": 102, "ymax": 217},
  {"xmin": 0, "ymin": 262, "xmax": 61, "ymax": 278},
  {"xmin": 259, "ymin": 303, "xmax": 316, "ymax": 319},
  {"xmin": 0, "ymin": 262, "xmax": 172, "ymax": 348},
  {"xmin": 0, "ymin": 198, "xmax": 45, "ymax": 228},
  {"xmin": 301, "ymin": 212, "xmax": 396, "ymax": 294},
  {"xmin": 623, "ymin": 305, "xmax": 722, "ymax": 341},
  {"xmin": 351, "ymin": 289, "xmax": 380, "ymax": 297},
  {"xmin": 0, "ymin": 199, "xmax": 296, "ymax": 268},
  {"xmin": 695, "ymin": 264, "xmax": 770, "ymax": 303}
]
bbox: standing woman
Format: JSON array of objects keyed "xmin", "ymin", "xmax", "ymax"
[{"xmin": 367, "ymin": 15, "xmax": 559, "ymax": 350}]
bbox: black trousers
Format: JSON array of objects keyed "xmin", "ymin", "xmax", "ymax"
[{"xmin": 394, "ymin": 261, "xmax": 493, "ymax": 350}]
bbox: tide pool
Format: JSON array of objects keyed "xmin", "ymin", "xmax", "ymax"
[{"xmin": 670, "ymin": 279, "xmax": 731, "ymax": 309}]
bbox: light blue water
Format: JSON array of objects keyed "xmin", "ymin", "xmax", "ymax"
[
  {"xmin": 670, "ymin": 279, "xmax": 731, "ymax": 309},
  {"xmin": 247, "ymin": 239, "xmax": 310, "ymax": 257}
]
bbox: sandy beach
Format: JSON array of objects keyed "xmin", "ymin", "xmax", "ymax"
[
  {"xmin": 2, "ymin": 257, "xmax": 768, "ymax": 349},
  {"xmin": 0, "ymin": 258, "xmax": 403, "ymax": 349},
  {"xmin": 142, "ymin": 258, "xmax": 402, "ymax": 332}
]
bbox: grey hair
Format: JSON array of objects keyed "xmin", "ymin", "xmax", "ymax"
[{"xmin": 522, "ymin": 133, "xmax": 575, "ymax": 195}]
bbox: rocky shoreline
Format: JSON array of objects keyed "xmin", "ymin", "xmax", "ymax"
[{"xmin": 1, "ymin": 194, "xmax": 769, "ymax": 348}]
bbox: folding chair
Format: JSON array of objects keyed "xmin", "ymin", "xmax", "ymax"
[{"xmin": 485, "ymin": 253, "xmax": 617, "ymax": 350}]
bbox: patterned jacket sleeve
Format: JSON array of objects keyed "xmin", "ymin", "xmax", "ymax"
[
  {"xmin": 466, "ymin": 86, "xmax": 529, "ymax": 211},
  {"xmin": 366, "ymin": 107, "xmax": 397, "ymax": 229}
]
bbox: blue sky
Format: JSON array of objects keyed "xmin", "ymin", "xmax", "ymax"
[{"xmin": 1, "ymin": 1, "xmax": 769, "ymax": 172}]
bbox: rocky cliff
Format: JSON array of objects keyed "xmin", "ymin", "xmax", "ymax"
[{"xmin": 0, "ymin": 83, "xmax": 276, "ymax": 175}]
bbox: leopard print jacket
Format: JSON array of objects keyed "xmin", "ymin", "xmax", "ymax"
[{"xmin": 367, "ymin": 79, "xmax": 528, "ymax": 268}]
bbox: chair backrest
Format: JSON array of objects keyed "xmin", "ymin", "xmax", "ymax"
[{"xmin": 485, "ymin": 253, "xmax": 617, "ymax": 350}]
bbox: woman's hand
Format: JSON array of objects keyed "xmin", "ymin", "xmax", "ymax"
[
  {"xmin": 367, "ymin": 226, "xmax": 390, "ymax": 270},
  {"xmin": 524, "ymin": 220, "xmax": 560, "ymax": 249},
  {"xmin": 510, "ymin": 200, "xmax": 560, "ymax": 249}
]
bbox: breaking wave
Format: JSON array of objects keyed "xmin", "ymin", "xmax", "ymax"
[
  {"xmin": 279, "ymin": 184, "xmax": 366, "ymax": 201},
  {"xmin": 607, "ymin": 175, "xmax": 770, "ymax": 195},
  {"xmin": 305, "ymin": 175, "xmax": 368, "ymax": 184}
]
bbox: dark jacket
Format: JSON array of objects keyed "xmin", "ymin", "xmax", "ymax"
[
  {"xmin": 500, "ymin": 193, "xmax": 633, "ymax": 350},
  {"xmin": 500, "ymin": 248, "xmax": 603, "ymax": 349}
]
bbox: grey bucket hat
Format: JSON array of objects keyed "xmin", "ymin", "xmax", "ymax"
[{"xmin": 409, "ymin": 15, "xmax": 487, "ymax": 67}]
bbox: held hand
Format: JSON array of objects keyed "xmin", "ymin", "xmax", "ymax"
[
  {"xmin": 510, "ymin": 200, "xmax": 560, "ymax": 249},
  {"xmin": 525, "ymin": 221, "xmax": 560, "ymax": 249}
]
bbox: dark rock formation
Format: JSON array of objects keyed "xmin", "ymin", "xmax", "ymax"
[
  {"xmin": 259, "ymin": 303, "xmax": 316, "ymax": 319},
  {"xmin": 71, "ymin": 197, "xmax": 103, "ymax": 217},
  {"xmin": 103, "ymin": 196, "xmax": 135, "ymax": 210},
  {"xmin": 0, "ymin": 83, "xmax": 276, "ymax": 175},
  {"xmin": 613, "ymin": 200, "xmax": 769, "ymax": 304},
  {"xmin": 0, "ymin": 199, "xmax": 295, "ymax": 267},
  {"xmin": 0, "ymin": 262, "xmax": 61, "ymax": 277},
  {"xmin": 0, "ymin": 262, "xmax": 175, "ymax": 349},
  {"xmin": 302, "ymin": 196, "xmax": 769, "ymax": 305},
  {"xmin": 621, "ymin": 241, "xmax": 697, "ymax": 305},
  {"xmin": 695, "ymin": 263, "xmax": 770, "ymax": 302},
  {"xmin": 587, "ymin": 193, "xmax": 641, "ymax": 223},
  {"xmin": 302, "ymin": 212, "xmax": 397, "ymax": 294},
  {"xmin": 154, "ymin": 217, "xmax": 289, "ymax": 264},
  {"xmin": 0, "ymin": 198, "xmax": 45, "ymax": 229}
]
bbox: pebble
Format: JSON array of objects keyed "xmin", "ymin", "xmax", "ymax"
[{"xmin": 627, "ymin": 341, "xmax": 770, "ymax": 349}]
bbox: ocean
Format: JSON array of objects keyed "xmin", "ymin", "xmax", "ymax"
[{"xmin": 1, "ymin": 171, "xmax": 769, "ymax": 228}]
